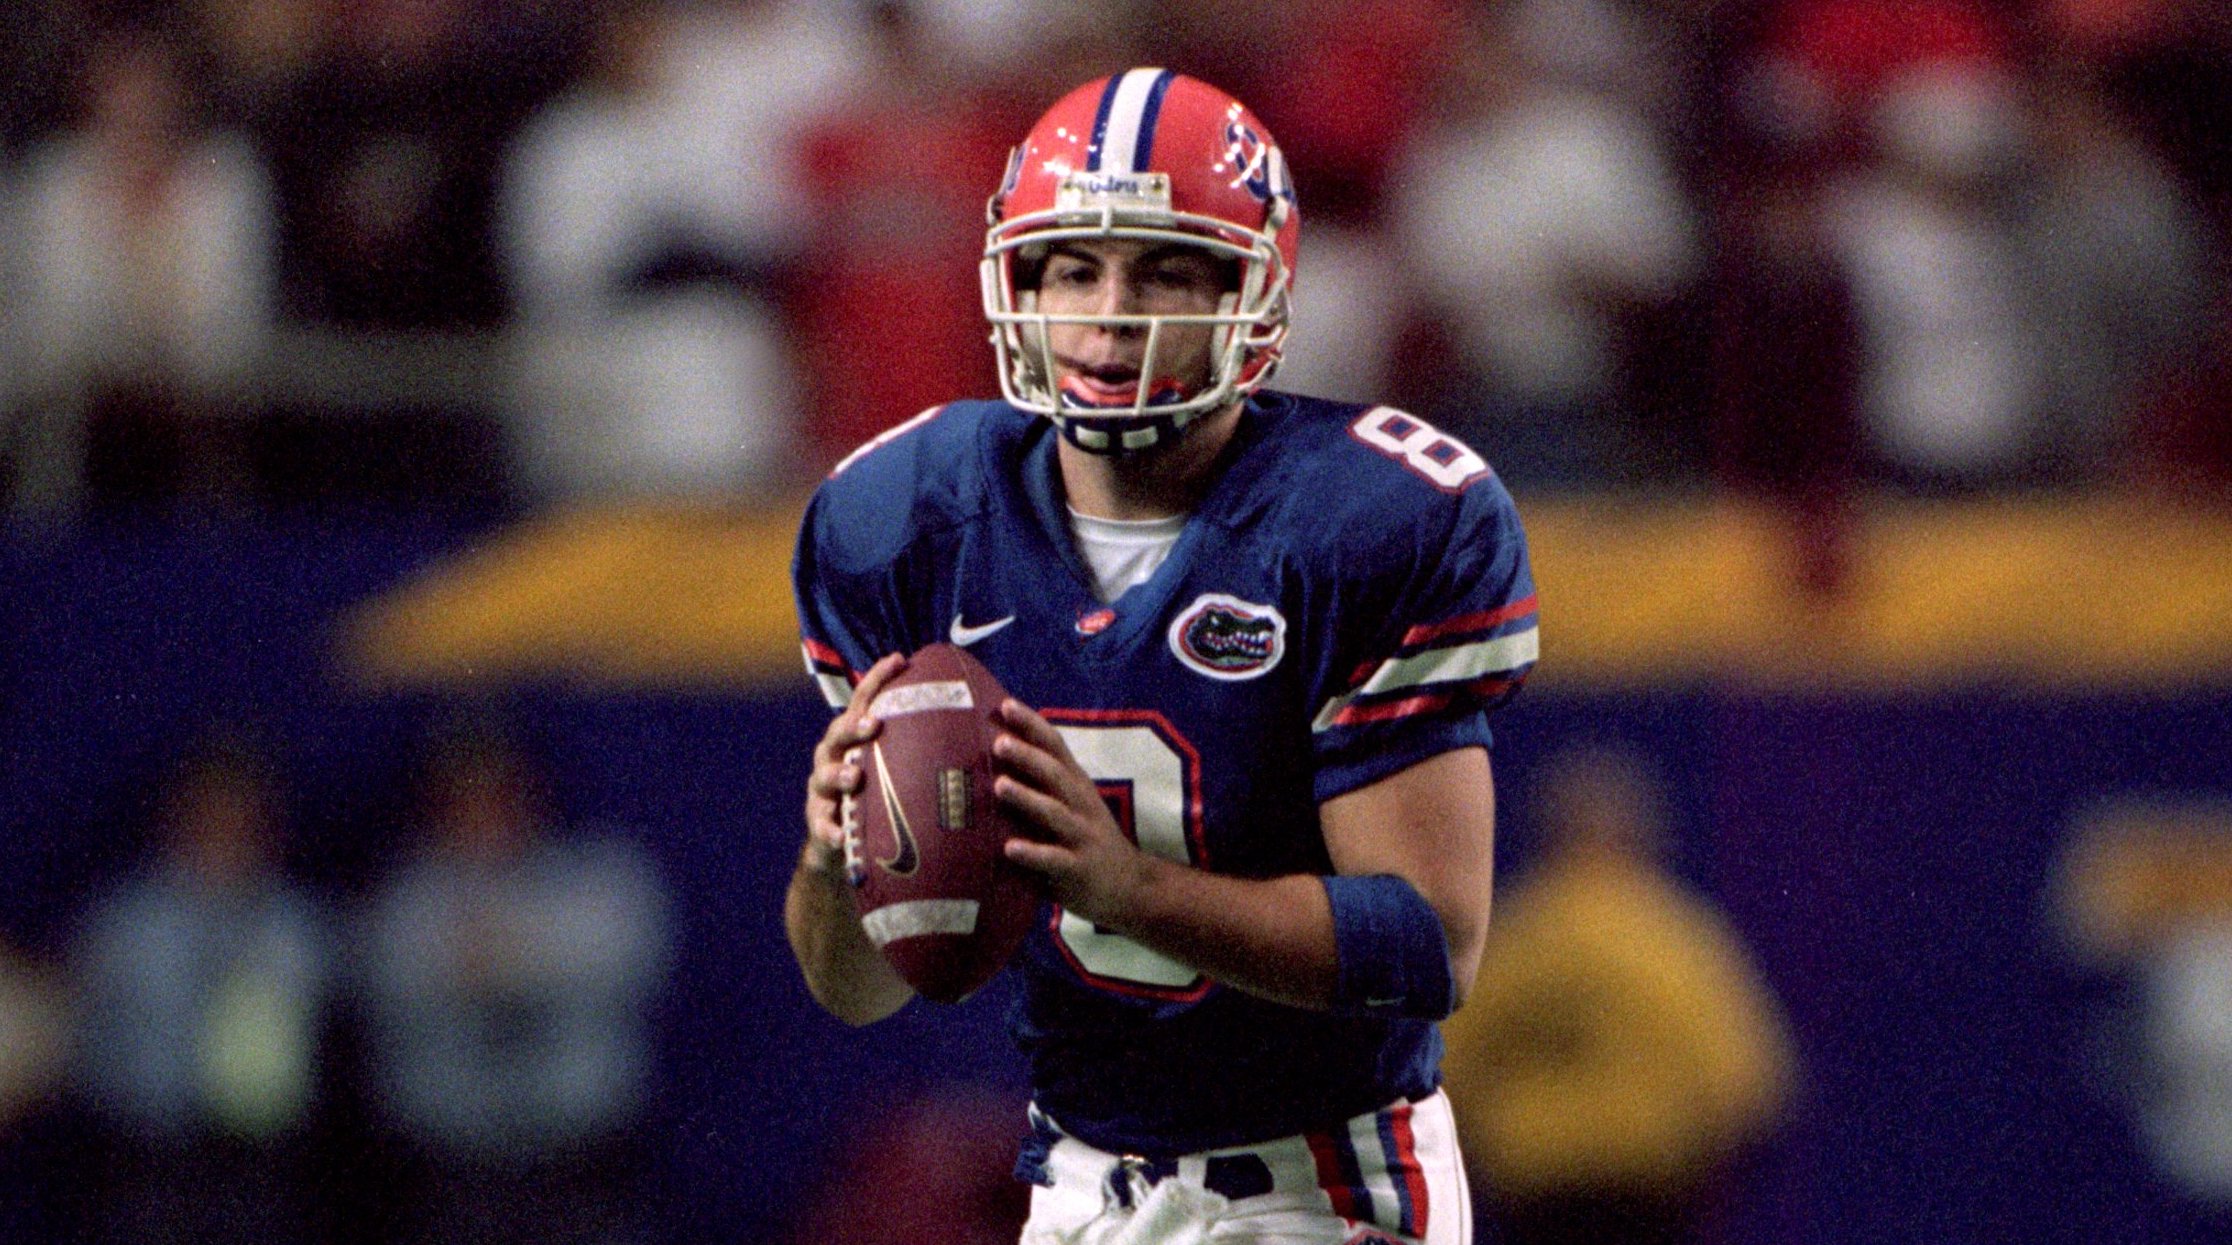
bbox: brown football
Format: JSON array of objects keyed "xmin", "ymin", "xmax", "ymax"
[{"xmin": 848, "ymin": 642, "xmax": 1041, "ymax": 1003}]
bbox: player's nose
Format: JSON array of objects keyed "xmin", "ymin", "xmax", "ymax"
[{"xmin": 1089, "ymin": 276, "xmax": 1148, "ymax": 332}]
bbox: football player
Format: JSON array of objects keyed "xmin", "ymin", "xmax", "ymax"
[{"xmin": 788, "ymin": 69, "xmax": 1538, "ymax": 1245}]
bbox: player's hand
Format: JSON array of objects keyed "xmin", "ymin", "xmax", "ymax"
[
  {"xmin": 802, "ymin": 652, "xmax": 909, "ymax": 880},
  {"xmin": 993, "ymin": 698, "xmax": 1154, "ymax": 928}
]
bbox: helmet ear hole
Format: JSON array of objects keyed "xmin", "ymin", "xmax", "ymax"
[{"xmin": 1012, "ymin": 244, "xmax": 1049, "ymax": 292}]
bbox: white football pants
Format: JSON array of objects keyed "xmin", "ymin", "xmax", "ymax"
[{"xmin": 1019, "ymin": 1090, "xmax": 1471, "ymax": 1245}]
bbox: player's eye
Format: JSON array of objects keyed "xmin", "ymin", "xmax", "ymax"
[
  {"xmin": 1044, "ymin": 258, "xmax": 1099, "ymax": 288},
  {"xmin": 1143, "ymin": 261, "xmax": 1221, "ymax": 303}
]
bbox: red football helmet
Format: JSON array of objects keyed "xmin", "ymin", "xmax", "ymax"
[{"xmin": 981, "ymin": 69, "xmax": 1300, "ymax": 452}]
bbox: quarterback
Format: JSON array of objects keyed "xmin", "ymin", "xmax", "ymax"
[{"xmin": 787, "ymin": 69, "xmax": 1538, "ymax": 1245}]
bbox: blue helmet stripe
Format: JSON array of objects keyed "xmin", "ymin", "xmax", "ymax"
[
  {"xmin": 1090, "ymin": 68, "xmax": 1176, "ymax": 174},
  {"xmin": 1085, "ymin": 73, "xmax": 1125, "ymax": 172},
  {"xmin": 1130, "ymin": 69, "xmax": 1176, "ymax": 171}
]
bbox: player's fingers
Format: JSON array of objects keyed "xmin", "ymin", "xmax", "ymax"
[
  {"xmin": 994, "ymin": 735, "xmax": 1109, "ymax": 822},
  {"xmin": 1002, "ymin": 835, "xmax": 1074, "ymax": 877},
  {"xmin": 850, "ymin": 652, "xmax": 910, "ymax": 713},
  {"xmin": 995, "ymin": 699, "xmax": 1073, "ymax": 760},
  {"xmin": 994, "ymin": 773, "xmax": 1082, "ymax": 840},
  {"xmin": 806, "ymin": 758, "xmax": 863, "ymax": 807},
  {"xmin": 814, "ymin": 654, "xmax": 906, "ymax": 764},
  {"xmin": 807, "ymin": 815, "xmax": 846, "ymax": 849},
  {"xmin": 990, "ymin": 730, "xmax": 1062, "ymax": 787},
  {"xmin": 804, "ymin": 783, "xmax": 839, "ymax": 831},
  {"xmin": 805, "ymin": 743, "xmax": 865, "ymax": 836},
  {"xmin": 815, "ymin": 709, "xmax": 873, "ymax": 768}
]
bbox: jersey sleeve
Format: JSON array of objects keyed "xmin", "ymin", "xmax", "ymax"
[
  {"xmin": 1309, "ymin": 474, "xmax": 1539, "ymax": 803},
  {"xmin": 791, "ymin": 485, "xmax": 903, "ymax": 712},
  {"xmin": 790, "ymin": 401, "xmax": 996, "ymax": 711}
]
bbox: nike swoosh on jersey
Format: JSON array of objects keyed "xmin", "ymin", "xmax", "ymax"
[{"xmin": 950, "ymin": 613, "xmax": 1017, "ymax": 646}]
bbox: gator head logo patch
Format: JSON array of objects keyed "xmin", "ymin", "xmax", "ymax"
[{"xmin": 1168, "ymin": 593, "xmax": 1285, "ymax": 681}]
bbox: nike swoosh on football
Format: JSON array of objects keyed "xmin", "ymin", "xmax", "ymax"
[
  {"xmin": 949, "ymin": 613, "xmax": 1017, "ymax": 646},
  {"xmin": 870, "ymin": 740, "xmax": 919, "ymax": 876}
]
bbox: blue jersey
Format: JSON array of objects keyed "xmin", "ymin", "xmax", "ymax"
[{"xmin": 793, "ymin": 391, "xmax": 1538, "ymax": 1156}]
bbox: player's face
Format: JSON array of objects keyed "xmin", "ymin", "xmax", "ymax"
[{"xmin": 1034, "ymin": 237, "xmax": 1228, "ymax": 407}]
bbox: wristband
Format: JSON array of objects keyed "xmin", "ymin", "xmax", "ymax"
[{"xmin": 1321, "ymin": 873, "xmax": 1456, "ymax": 1020}]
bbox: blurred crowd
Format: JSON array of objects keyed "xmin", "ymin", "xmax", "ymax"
[
  {"xmin": 1, "ymin": 0, "xmax": 2228, "ymax": 521},
  {"xmin": 2057, "ymin": 796, "xmax": 2232, "ymax": 1217},
  {"xmin": 0, "ymin": 715, "xmax": 672, "ymax": 1245},
  {"xmin": 3, "ymin": 5, "xmax": 2228, "ymax": 1240}
]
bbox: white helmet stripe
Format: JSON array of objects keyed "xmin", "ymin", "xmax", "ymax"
[
  {"xmin": 1268, "ymin": 145, "xmax": 1292, "ymax": 205},
  {"xmin": 1089, "ymin": 68, "xmax": 1175, "ymax": 173}
]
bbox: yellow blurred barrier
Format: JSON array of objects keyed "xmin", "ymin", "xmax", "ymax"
[
  {"xmin": 339, "ymin": 494, "xmax": 2232, "ymax": 691},
  {"xmin": 342, "ymin": 503, "xmax": 810, "ymax": 688}
]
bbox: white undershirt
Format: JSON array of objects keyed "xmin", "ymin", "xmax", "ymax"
[{"xmin": 1067, "ymin": 507, "xmax": 1187, "ymax": 604}]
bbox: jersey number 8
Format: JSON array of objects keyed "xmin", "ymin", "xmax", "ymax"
[
  {"xmin": 1046, "ymin": 715, "xmax": 1210, "ymax": 1001},
  {"xmin": 1350, "ymin": 408, "xmax": 1489, "ymax": 491}
]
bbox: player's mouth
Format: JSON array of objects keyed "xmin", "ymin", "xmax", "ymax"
[
  {"xmin": 1060, "ymin": 362, "xmax": 1141, "ymax": 402},
  {"xmin": 1058, "ymin": 363, "xmax": 1189, "ymax": 408}
]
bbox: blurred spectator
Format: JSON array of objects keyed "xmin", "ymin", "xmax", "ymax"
[
  {"xmin": 184, "ymin": 0, "xmax": 329, "ymax": 129},
  {"xmin": 1742, "ymin": 0, "xmax": 2010, "ymax": 153},
  {"xmin": 1387, "ymin": 7, "xmax": 1700, "ymax": 490},
  {"xmin": 239, "ymin": 0, "xmax": 581, "ymax": 510},
  {"xmin": 651, "ymin": 0, "xmax": 871, "ymax": 270},
  {"xmin": 0, "ymin": 0, "xmax": 71, "ymax": 150},
  {"xmin": 1819, "ymin": 56, "xmax": 2048, "ymax": 491},
  {"xmin": 2131, "ymin": 293, "xmax": 2232, "ymax": 500},
  {"xmin": 914, "ymin": 0, "xmax": 1141, "ymax": 98},
  {"xmin": 10, "ymin": 22, "xmax": 274, "ymax": 516},
  {"xmin": 358, "ymin": 713, "xmax": 669, "ymax": 1245},
  {"xmin": 788, "ymin": 0, "xmax": 1017, "ymax": 466},
  {"xmin": 1253, "ymin": 0, "xmax": 1464, "ymax": 223},
  {"xmin": 67, "ymin": 731, "xmax": 331, "ymax": 1245},
  {"xmin": 1710, "ymin": 136, "xmax": 1865, "ymax": 595},
  {"xmin": 1725, "ymin": 0, "xmax": 2208, "ymax": 506},
  {"xmin": 1754, "ymin": 0, "xmax": 2085, "ymax": 492},
  {"xmin": 2071, "ymin": 0, "xmax": 2232, "ymax": 240},
  {"xmin": 2021, "ymin": 62, "xmax": 2208, "ymax": 483},
  {"xmin": 0, "ymin": 934, "xmax": 66, "ymax": 1244},
  {"xmin": 1244, "ymin": 0, "xmax": 1464, "ymax": 407},
  {"xmin": 782, "ymin": 1082, "xmax": 1030, "ymax": 1245},
  {"xmin": 498, "ymin": 1, "xmax": 811, "ymax": 500},
  {"xmin": 259, "ymin": 0, "xmax": 558, "ymax": 330},
  {"xmin": 2058, "ymin": 797, "xmax": 2232, "ymax": 1213},
  {"xmin": 0, "ymin": 936, "xmax": 64, "ymax": 1134},
  {"xmin": 1442, "ymin": 745, "xmax": 1794, "ymax": 1245}
]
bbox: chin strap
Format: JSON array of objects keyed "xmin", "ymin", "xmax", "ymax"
[
  {"xmin": 1054, "ymin": 407, "xmax": 1204, "ymax": 455},
  {"xmin": 1052, "ymin": 377, "xmax": 1225, "ymax": 455}
]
